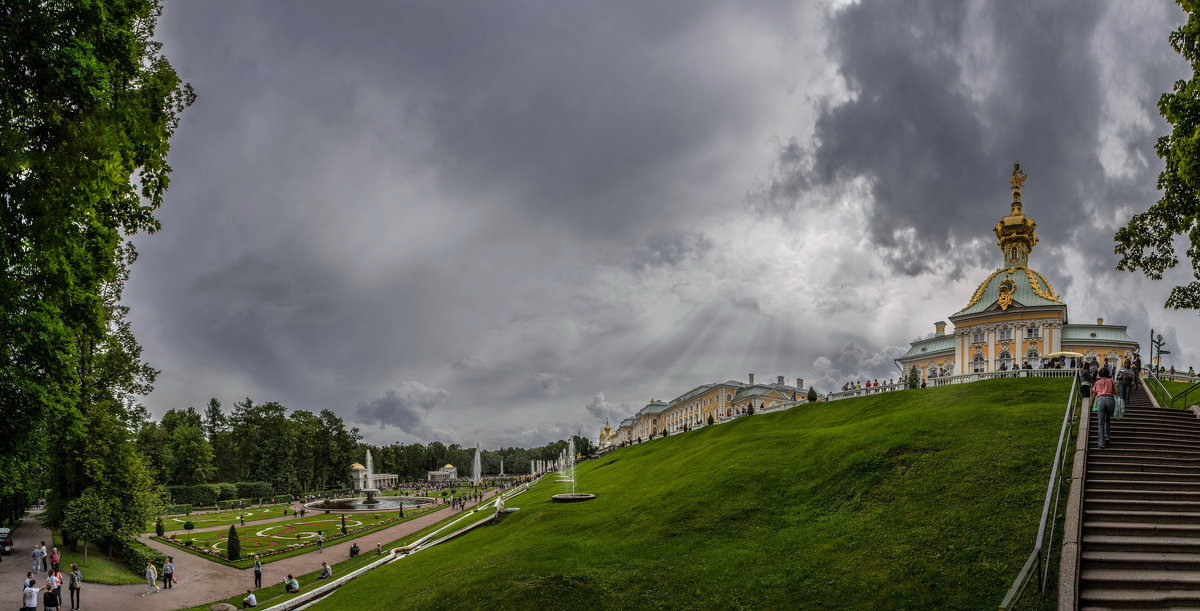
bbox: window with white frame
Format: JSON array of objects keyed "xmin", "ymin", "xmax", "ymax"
[
  {"xmin": 1025, "ymin": 349, "xmax": 1040, "ymax": 367},
  {"xmin": 997, "ymin": 351, "xmax": 1013, "ymax": 370},
  {"xmin": 999, "ymin": 326, "xmax": 1013, "ymax": 341},
  {"xmin": 971, "ymin": 330, "xmax": 986, "ymax": 344},
  {"xmin": 972, "ymin": 354, "xmax": 986, "ymax": 373},
  {"xmin": 1026, "ymin": 324, "xmax": 1040, "ymax": 339}
]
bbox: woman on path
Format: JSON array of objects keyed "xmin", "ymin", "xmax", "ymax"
[
  {"xmin": 1080, "ymin": 365, "xmax": 1095, "ymax": 412},
  {"xmin": 162, "ymin": 556, "xmax": 174, "ymax": 588},
  {"xmin": 253, "ymin": 554, "xmax": 262, "ymax": 589},
  {"xmin": 1094, "ymin": 367, "xmax": 1118, "ymax": 449},
  {"xmin": 43, "ymin": 582, "xmax": 61, "ymax": 611},
  {"xmin": 68, "ymin": 564, "xmax": 81, "ymax": 611},
  {"xmin": 49, "ymin": 547, "xmax": 60, "ymax": 572},
  {"xmin": 1117, "ymin": 359, "xmax": 1134, "ymax": 404},
  {"xmin": 143, "ymin": 560, "xmax": 159, "ymax": 596}
]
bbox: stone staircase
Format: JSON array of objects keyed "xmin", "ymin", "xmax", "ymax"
[{"xmin": 1079, "ymin": 384, "xmax": 1200, "ymax": 609}]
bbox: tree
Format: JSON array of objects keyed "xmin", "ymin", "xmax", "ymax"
[
  {"xmin": 2, "ymin": 0, "xmax": 192, "ymax": 544},
  {"xmin": 908, "ymin": 365, "xmax": 921, "ymax": 389},
  {"xmin": 707, "ymin": 414, "xmax": 714, "ymax": 426},
  {"xmin": 1115, "ymin": 2, "xmax": 1200, "ymax": 309},
  {"xmin": 747, "ymin": 402, "xmax": 756, "ymax": 416},
  {"xmin": 807, "ymin": 387, "xmax": 818, "ymax": 402},
  {"xmin": 169, "ymin": 425, "xmax": 215, "ymax": 485},
  {"xmin": 62, "ymin": 490, "xmax": 113, "ymax": 566},
  {"xmin": 203, "ymin": 398, "xmax": 226, "ymax": 443},
  {"xmin": 155, "ymin": 518, "xmax": 164, "ymax": 537},
  {"xmin": 226, "ymin": 524, "xmax": 241, "ymax": 560}
]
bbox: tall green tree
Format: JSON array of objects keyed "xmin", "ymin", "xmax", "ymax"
[
  {"xmin": 169, "ymin": 424, "xmax": 215, "ymax": 485},
  {"xmin": 1116, "ymin": 0, "xmax": 1200, "ymax": 309},
  {"xmin": 0, "ymin": 0, "xmax": 191, "ymax": 517}
]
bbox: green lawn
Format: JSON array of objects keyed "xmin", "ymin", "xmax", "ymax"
[
  {"xmin": 155, "ymin": 506, "xmax": 438, "ymax": 568},
  {"xmin": 51, "ymin": 534, "xmax": 143, "ymax": 585},
  {"xmin": 1148, "ymin": 378, "xmax": 1200, "ymax": 408},
  {"xmin": 177, "ymin": 500, "xmax": 499, "ymax": 611},
  {"xmin": 310, "ymin": 378, "xmax": 1072, "ymax": 610}
]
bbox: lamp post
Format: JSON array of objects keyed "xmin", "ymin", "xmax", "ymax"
[{"xmin": 1151, "ymin": 330, "xmax": 1167, "ymax": 370}]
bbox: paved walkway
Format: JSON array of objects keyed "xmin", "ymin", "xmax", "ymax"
[{"xmin": 73, "ymin": 491, "xmax": 498, "ymax": 610}]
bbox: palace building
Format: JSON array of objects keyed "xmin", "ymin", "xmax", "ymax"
[{"xmin": 895, "ymin": 165, "xmax": 1138, "ymax": 380}]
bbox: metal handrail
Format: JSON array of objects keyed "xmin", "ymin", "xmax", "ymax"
[
  {"xmin": 826, "ymin": 368, "xmax": 1078, "ymax": 402},
  {"xmin": 998, "ymin": 371, "xmax": 1080, "ymax": 610},
  {"xmin": 1172, "ymin": 381, "xmax": 1200, "ymax": 409},
  {"xmin": 1145, "ymin": 369, "xmax": 1174, "ymax": 408}
]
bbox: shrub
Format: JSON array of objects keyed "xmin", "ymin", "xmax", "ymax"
[
  {"xmin": 807, "ymin": 387, "xmax": 819, "ymax": 402},
  {"xmin": 155, "ymin": 519, "xmax": 164, "ymax": 537},
  {"xmin": 274, "ymin": 494, "xmax": 294, "ymax": 503},
  {"xmin": 162, "ymin": 504, "xmax": 192, "ymax": 515},
  {"xmin": 217, "ymin": 498, "xmax": 250, "ymax": 510},
  {"xmin": 217, "ymin": 483, "xmax": 238, "ymax": 501},
  {"xmin": 167, "ymin": 484, "xmax": 221, "ymax": 507},
  {"xmin": 235, "ymin": 481, "xmax": 272, "ymax": 500},
  {"xmin": 183, "ymin": 521, "xmax": 194, "ymax": 533},
  {"xmin": 226, "ymin": 525, "xmax": 241, "ymax": 560},
  {"xmin": 118, "ymin": 538, "xmax": 166, "ymax": 573}
]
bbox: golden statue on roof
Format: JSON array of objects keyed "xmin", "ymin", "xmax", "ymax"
[{"xmin": 1009, "ymin": 162, "xmax": 1027, "ymax": 190}]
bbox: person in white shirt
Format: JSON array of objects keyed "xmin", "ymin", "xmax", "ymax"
[
  {"xmin": 21, "ymin": 578, "xmax": 38, "ymax": 611},
  {"xmin": 242, "ymin": 589, "xmax": 257, "ymax": 608}
]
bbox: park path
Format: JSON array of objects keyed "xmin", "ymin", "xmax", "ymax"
[{"xmin": 77, "ymin": 490, "xmax": 498, "ymax": 610}]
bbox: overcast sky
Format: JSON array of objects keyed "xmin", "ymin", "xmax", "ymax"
[{"xmin": 127, "ymin": 0, "xmax": 1200, "ymax": 448}]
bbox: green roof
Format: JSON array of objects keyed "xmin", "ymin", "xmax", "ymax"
[
  {"xmin": 1061, "ymin": 325, "xmax": 1138, "ymax": 345},
  {"xmin": 900, "ymin": 334, "xmax": 956, "ymax": 359},
  {"xmin": 954, "ymin": 266, "xmax": 1062, "ymax": 316}
]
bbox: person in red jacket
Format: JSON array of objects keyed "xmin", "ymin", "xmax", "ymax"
[{"xmin": 1093, "ymin": 367, "xmax": 1117, "ymax": 449}]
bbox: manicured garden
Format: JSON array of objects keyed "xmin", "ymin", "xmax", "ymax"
[
  {"xmin": 310, "ymin": 378, "xmax": 1073, "ymax": 610},
  {"xmin": 146, "ymin": 503, "xmax": 289, "ymax": 533},
  {"xmin": 50, "ymin": 534, "xmax": 144, "ymax": 585},
  {"xmin": 155, "ymin": 506, "xmax": 439, "ymax": 568}
]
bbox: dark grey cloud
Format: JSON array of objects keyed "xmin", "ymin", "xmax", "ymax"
[
  {"xmin": 355, "ymin": 382, "xmax": 449, "ymax": 436},
  {"xmin": 767, "ymin": 0, "xmax": 1185, "ymax": 280}
]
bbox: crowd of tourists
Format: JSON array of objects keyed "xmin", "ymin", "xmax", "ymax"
[
  {"xmin": 1080, "ymin": 355, "xmax": 1141, "ymax": 450},
  {"xmin": 21, "ymin": 541, "xmax": 81, "ymax": 611}
]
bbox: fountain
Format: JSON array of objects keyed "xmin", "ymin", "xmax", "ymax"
[
  {"xmin": 473, "ymin": 444, "xmax": 482, "ymax": 484},
  {"xmin": 306, "ymin": 451, "xmax": 435, "ymax": 512},
  {"xmin": 553, "ymin": 436, "xmax": 595, "ymax": 502}
]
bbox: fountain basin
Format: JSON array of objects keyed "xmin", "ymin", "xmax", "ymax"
[
  {"xmin": 551, "ymin": 493, "xmax": 596, "ymax": 502},
  {"xmin": 306, "ymin": 496, "xmax": 435, "ymax": 512}
]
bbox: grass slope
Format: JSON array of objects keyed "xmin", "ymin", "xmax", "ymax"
[{"xmin": 314, "ymin": 378, "xmax": 1071, "ymax": 610}]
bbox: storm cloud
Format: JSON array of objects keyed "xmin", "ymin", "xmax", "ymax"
[{"xmin": 122, "ymin": 1, "xmax": 1200, "ymax": 449}]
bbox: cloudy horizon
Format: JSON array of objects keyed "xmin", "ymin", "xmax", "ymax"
[{"xmin": 125, "ymin": 0, "xmax": 1200, "ymax": 449}]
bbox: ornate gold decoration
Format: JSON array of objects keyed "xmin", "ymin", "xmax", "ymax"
[
  {"xmin": 957, "ymin": 265, "xmax": 1062, "ymax": 312},
  {"xmin": 1023, "ymin": 268, "xmax": 1060, "ymax": 302},
  {"xmin": 1009, "ymin": 162, "xmax": 1027, "ymax": 191},
  {"xmin": 997, "ymin": 277, "xmax": 1015, "ymax": 310}
]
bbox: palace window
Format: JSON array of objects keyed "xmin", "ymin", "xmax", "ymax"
[
  {"xmin": 1025, "ymin": 349, "xmax": 1040, "ymax": 368},
  {"xmin": 997, "ymin": 351, "xmax": 1013, "ymax": 370},
  {"xmin": 1026, "ymin": 324, "xmax": 1040, "ymax": 339},
  {"xmin": 972, "ymin": 354, "xmax": 986, "ymax": 373},
  {"xmin": 999, "ymin": 326, "xmax": 1012, "ymax": 341},
  {"xmin": 971, "ymin": 330, "xmax": 986, "ymax": 344}
]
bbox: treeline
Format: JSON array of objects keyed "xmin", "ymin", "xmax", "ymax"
[
  {"xmin": 136, "ymin": 398, "xmax": 362, "ymax": 495},
  {"xmin": 361, "ymin": 435, "xmax": 597, "ymax": 482}
]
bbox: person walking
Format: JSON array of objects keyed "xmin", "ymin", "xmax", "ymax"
[
  {"xmin": 43, "ymin": 583, "xmax": 61, "ymax": 611},
  {"xmin": 143, "ymin": 559, "xmax": 159, "ymax": 596},
  {"xmin": 253, "ymin": 554, "xmax": 262, "ymax": 589},
  {"xmin": 21, "ymin": 578, "xmax": 38, "ymax": 611},
  {"xmin": 316, "ymin": 531, "xmax": 323, "ymax": 553},
  {"xmin": 68, "ymin": 564, "xmax": 82, "ymax": 611},
  {"xmin": 49, "ymin": 547, "xmax": 61, "ymax": 572},
  {"xmin": 39, "ymin": 542, "xmax": 48, "ymax": 573},
  {"xmin": 48, "ymin": 567, "xmax": 62, "ymax": 604},
  {"xmin": 1080, "ymin": 364, "xmax": 1095, "ymax": 412},
  {"xmin": 162, "ymin": 556, "xmax": 174, "ymax": 589},
  {"xmin": 31, "ymin": 545, "xmax": 43, "ymax": 574},
  {"xmin": 1094, "ymin": 367, "xmax": 1118, "ymax": 449},
  {"xmin": 1117, "ymin": 358, "xmax": 1134, "ymax": 404}
]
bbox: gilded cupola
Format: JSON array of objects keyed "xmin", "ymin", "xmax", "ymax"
[{"xmin": 994, "ymin": 163, "xmax": 1038, "ymax": 267}]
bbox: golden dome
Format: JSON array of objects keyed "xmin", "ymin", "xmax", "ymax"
[
  {"xmin": 443, "ymin": 463, "xmax": 455, "ymax": 469},
  {"xmin": 349, "ymin": 462, "xmax": 366, "ymax": 470}
]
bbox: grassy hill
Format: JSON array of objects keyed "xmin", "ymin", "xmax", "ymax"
[{"xmin": 314, "ymin": 378, "xmax": 1071, "ymax": 610}]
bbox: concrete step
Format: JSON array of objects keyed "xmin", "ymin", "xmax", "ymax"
[
  {"xmin": 1086, "ymin": 487, "xmax": 1200, "ymax": 500},
  {"xmin": 1080, "ymin": 587, "xmax": 1200, "ymax": 608},
  {"xmin": 1087, "ymin": 470, "xmax": 1200, "ymax": 484},
  {"xmin": 1088, "ymin": 460, "xmax": 1200, "ymax": 474},
  {"xmin": 1081, "ymin": 550, "xmax": 1200, "ymax": 571},
  {"xmin": 1091, "ymin": 453, "xmax": 1200, "ymax": 467},
  {"xmin": 1086, "ymin": 478, "xmax": 1200, "ymax": 492},
  {"xmin": 1085, "ymin": 522, "xmax": 1200, "ymax": 538},
  {"xmin": 1083, "ymin": 534, "xmax": 1200, "ymax": 553},
  {"xmin": 1086, "ymin": 509, "xmax": 1200, "ymax": 524},
  {"xmin": 1087, "ymin": 498, "xmax": 1200, "ymax": 513},
  {"xmin": 1081, "ymin": 568, "xmax": 1200, "ymax": 589},
  {"xmin": 1090, "ymin": 443, "xmax": 1200, "ymax": 458},
  {"xmin": 1093, "ymin": 428, "xmax": 1200, "ymax": 441}
]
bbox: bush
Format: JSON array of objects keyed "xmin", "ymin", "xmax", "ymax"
[
  {"xmin": 167, "ymin": 484, "xmax": 221, "ymax": 507},
  {"xmin": 235, "ymin": 481, "xmax": 272, "ymax": 500},
  {"xmin": 183, "ymin": 521, "xmax": 194, "ymax": 533},
  {"xmin": 217, "ymin": 498, "xmax": 250, "ymax": 510},
  {"xmin": 226, "ymin": 525, "xmax": 241, "ymax": 560},
  {"xmin": 274, "ymin": 494, "xmax": 294, "ymax": 503},
  {"xmin": 155, "ymin": 519, "xmax": 164, "ymax": 537},
  {"xmin": 217, "ymin": 483, "xmax": 238, "ymax": 501},
  {"xmin": 118, "ymin": 538, "xmax": 166, "ymax": 574},
  {"xmin": 161, "ymin": 504, "xmax": 192, "ymax": 515}
]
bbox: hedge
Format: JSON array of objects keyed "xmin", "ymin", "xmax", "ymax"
[
  {"xmin": 235, "ymin": 481, "xmax": 273, "ymax": 499},
  {"xmin": 274, "ymin": 494, "xmax": 294, "ymax": 503},
  {"xmin": 217, "ymin": 483, "xmax": 238, "ymax": 501},
  {"xmin": 167, "ymin": 484, "xmax": 221, "ymax": 507},
  {"xmin": 161, "ymin": 504, "xmax": 192, "ymax": 516},
  {"xmin": 217, "ymin": 498, "xmax": 251, "ymax": 510},
  {"xmin": 118, "ymin": 537, "xmax": 166, "ymax": 573}
]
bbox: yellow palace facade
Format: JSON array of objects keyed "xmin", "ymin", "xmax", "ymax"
[{"xmin": 896, "ymin": 165, "xmax": 1138, "ymax": 381}]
